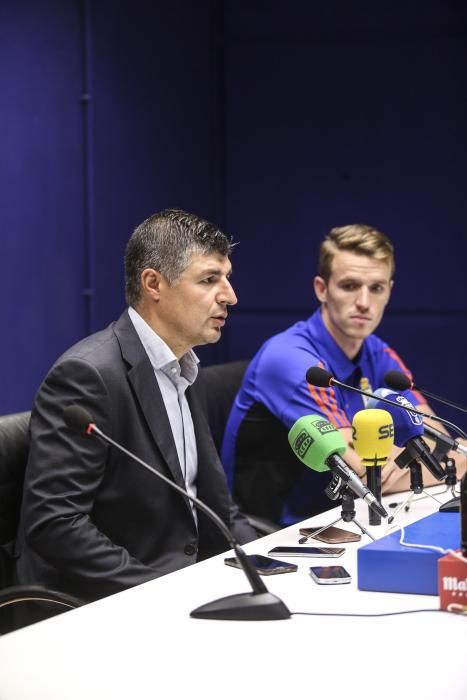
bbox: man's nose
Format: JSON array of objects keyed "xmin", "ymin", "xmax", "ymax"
[
  {"xmin": 356, "ymin": 287, "xmax": 369, "ymax": 308},
  {"xmin": 219, "ymin": 279, "xmax": 238, "ymax": 306}
]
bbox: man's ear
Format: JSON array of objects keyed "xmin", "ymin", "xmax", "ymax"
[
  {"xmin": 313, "ymin": 275, "xmax": 327, "ymax": 304},
  {"xmin": 140, "ymin": 268, "xmax": 163, "ymax": 301}
]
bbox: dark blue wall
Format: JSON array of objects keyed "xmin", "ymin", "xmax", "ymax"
[
  {"xmin": 221, "ymin": 0, "xmax": 467, "ymax": 426},
  {"xmin": 1, "ymin": 0, "xmax": 466, "ymax": 429}
]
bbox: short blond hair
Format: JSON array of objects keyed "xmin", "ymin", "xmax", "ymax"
[{"xmin": 319, "ymin": 224, "xmax": 395, "ymax": 281}]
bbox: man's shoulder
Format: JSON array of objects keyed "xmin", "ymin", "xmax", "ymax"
[
  {"xmin": 261, "ymin": 316, "xmax": 321, "ymax": 354},
  {"xmin": 57, "ymin": 324, "xmax": 118, "ymax": 366},
  {"xmin": 252, "ymin": 320, "xmax": 323, "ymax": 384},
  {"xmin": 52, "ymin": 311, "xmax": 134, "ymax": 372}
]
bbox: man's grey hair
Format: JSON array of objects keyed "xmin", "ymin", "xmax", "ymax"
[{"xmin": 124, "ymin": 209, "xmax": 234, "ymax": 306}]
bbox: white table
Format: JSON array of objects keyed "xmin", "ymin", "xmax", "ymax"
[{"xmin": 0, "ymin": 487, "xmax": 465, "ymax": 700}]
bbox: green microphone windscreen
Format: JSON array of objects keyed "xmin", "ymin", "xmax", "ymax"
[{"xmin": 288, "ymin": 414, "xmax": 346, "ymax": 472}]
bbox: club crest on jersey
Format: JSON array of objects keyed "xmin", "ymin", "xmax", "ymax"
[
  {"xmin": 293, "ymin": 430, "xmax": 314, "ymax": 458},
  {"xmin": 360, "ymin": 377, "xmax": 372, "ymax": 407},
  {"xmin": 394, "ymin": 394, "xmax": 423, "ymax": 425}
]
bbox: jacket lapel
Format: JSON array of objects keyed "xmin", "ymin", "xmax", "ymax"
[{"xmin": 112, "ymin": 311, "xmax": 187, "ymax": 492}]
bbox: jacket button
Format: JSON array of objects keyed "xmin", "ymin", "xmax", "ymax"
[{"xmin": 184, "ymin": 544, "xmax": 197, "ymax": 556}]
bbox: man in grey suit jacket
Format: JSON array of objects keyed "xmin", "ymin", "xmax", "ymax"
[{"xmin": 16, "ymin": 209, "xmax": 257, "ymax": 603}]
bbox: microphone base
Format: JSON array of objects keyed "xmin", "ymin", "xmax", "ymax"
[
  {"xmin": 190, "ymin": 591, "xmax": 291, "ymax": 621},
  {"xmin": 438, "ymin": 496, "xmax": 460, "ymax": 513}
]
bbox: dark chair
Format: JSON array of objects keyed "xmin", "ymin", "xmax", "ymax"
[
  {"xmin": 0, "ymin": 411, "xmax": 83, "ymax": 634},
  {"xmin": 198, "ymin": 361, "xmax": 280, "ymax": 536},
  {"xmin": 198, "ymin": 360, "xmax": 250, "ymax": 455},
  {"xmin": 0, "ymin": 586, "xmax": 83, "ymax": 634},
  {"xmin": 0, "ymin": 411, "xmax": 30, "ymax": 588}
]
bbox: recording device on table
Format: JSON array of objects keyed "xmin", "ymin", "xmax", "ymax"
[
  {"xmin": 268, "ymin": 545, "xmax": 345, "ymax": 558},
  {"xmin": 309, "ymin": 565, "xmax": 351, "ymax": 585},
  {"xmin": 63, "ymin": 405, "xmax": 291, "ymax": 621},
  {"xmin": 384, "ymin": 369, "xmax": 467, "ymax": 512},
  {"xmin": 366, "ymin": 388, "xmax": 448, "ymax": 521},
  {"xmin": 298, "ymin": 525, "xmax": 361, "ymax": 544},
  {"xmin": 367, "ymin": 389, "xmax": 446, "ymax": 480},
  {"xmin": 287, "ymin": 413, "xmax": 388, "ymax": 519},
  {"xmin": 305, "ymin": 365, "xmax": 467, "ymax": 520},
  {"xmin": 352, "ymin": 408, "xmax": 394, "ymax": 526},
  {"xmin": 288, "ymin": 413, "xmax": 387, "ymax": 540},
  {"xmin": 224, "ymin": 554, "xmax": 297, "ymax": 575},
  {"xmin": 382, "ymin": 369, "xmax": 467, "ymax": 550}
]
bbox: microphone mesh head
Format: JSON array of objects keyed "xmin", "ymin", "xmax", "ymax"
[
  {"xmin": 288, "ymin": 414, "xmax": 346, "ymax": 472},
  {"xmin": 306, "ymin": 366, "xmax": 333, "ymax": 387},
  {"xmin": 63, "ymin": 405, "xmax": 94, "ymax": 434},
  {"xmin": 384, "ymin": 370, "xmax": 412, "ymax": 392},
  {"xmin": 352, "ymin": 409, "xmax": 394, "ymax": 464}
]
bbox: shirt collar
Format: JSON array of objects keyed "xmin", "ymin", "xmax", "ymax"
[
  {"xmin": 307, "ymin": 308, "xmax": 365, "ymax": 383},
  {"xmin": 128, "ymin": 306, "xmax": 199, "ymax": 384}
]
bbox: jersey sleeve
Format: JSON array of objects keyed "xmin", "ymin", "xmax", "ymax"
[
  {"xmin": 254, "ymin": 344, "xmax": 350, "ymax": 430},
  {"xmin": 381, "ymin": 346, "xmax": 426, "ymax": 406}
]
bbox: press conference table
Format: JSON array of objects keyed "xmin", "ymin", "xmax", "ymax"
[{"xmin": 0, "ymin": 488, "xmax": 465, "ymax": 700}]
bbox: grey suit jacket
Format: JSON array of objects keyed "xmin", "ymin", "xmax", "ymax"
[{"xmin": 16, "ymin": 311, "xmax": 256, "ymax": 601}]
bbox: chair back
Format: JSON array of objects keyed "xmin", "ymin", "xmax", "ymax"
[
  {"xmin": 0, "ymin": 585, "xmax": 83, "ymax": 635},
  {"xmin": 0, "ymin": 411, "xmax": 31, "ymax": 546},
  {"xmin": 197, "ymin": 360, "xmax": 249, "ymax": 452},
  {"xmin": 0, "ymin": 411, "xmax": 31, "ymax": 589}
]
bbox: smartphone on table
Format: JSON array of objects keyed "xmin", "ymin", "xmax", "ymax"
[
  {"xmin": 268, "ymin": 545, "xmax": 345, "ymax": 558},
  {"xmin": 298, "ymin": 525, "xmax": 361, "ymax": 544},
  {"xmin": 309, "ymin": 565, "xmax": 351, "ymax": 585},
  {"xmin": 224, "ymin": 553, "xmax": 298, "ymax": 575}
]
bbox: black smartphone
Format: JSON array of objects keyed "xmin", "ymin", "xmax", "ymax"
[
  {"xmin": 298, "ymin": 526, "xmax": 361, "ymax": 544},
  {"xmin": 309, "ymin": 565, "xmax": 351, "ymax": 585},
  {"xmin": 224, "ymin": 553, "xmax": 298, "ymax": 575},
  {"xmin": 268, "ymin": 545, "xmax": 345, "ymax": 558}
]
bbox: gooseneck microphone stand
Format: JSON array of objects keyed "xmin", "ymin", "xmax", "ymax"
[
  {"xmin": 63, "ymin": 405, "xmax": 290, "ymax": 621},
  {"xmin": 387, "ymin": 451, "xmax": 443, "ymax": 525},
  {"xmin": 301, "ymin": 475, "xmax": 376, "ymax": 542},
  {"xmin": 430, "ymin": 433, "xmax": 459, "ymax": 498}
]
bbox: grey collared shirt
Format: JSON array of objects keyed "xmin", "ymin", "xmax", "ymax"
[{"xmin": 128, "ymin": 306, "xmax": 199, "ymax": 521}]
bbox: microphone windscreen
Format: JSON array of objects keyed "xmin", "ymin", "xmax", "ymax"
[
  {"xmin": 288, "ymin": 414, "xmax": 346, "ymax": 472},
  {"xmin": 305, "ymin": 366, "xmax": 333, "ymax": 387},
  {"xmin": 366, "ymin": 389, "xmax": 423, "ymax": 448},
  {"xmin": 352, "ymin": 409, "xmax": 394, "ymax": 465},
  {"xmin": 63, "ymin": 405, "xmax": 94, "ymax": 434},
  {"xmin": 384, "ymin": 370, "xmax": 412, "ymax": 392}
]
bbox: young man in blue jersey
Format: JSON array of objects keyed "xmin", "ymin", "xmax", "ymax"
[{"xmin": 222, "ymin": 224, "xmax": 457, "ymax": 527}]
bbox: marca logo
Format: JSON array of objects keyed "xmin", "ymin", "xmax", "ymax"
[
  {"xmin": 314, "ymin": 419, "xmax": 337, "ymax": 435},
  {"xmin": 395, "ymin": 395, "xmax": 423, "ymax": 426},
  {"xmin": 294, "ymin": 430, "xmax": 314, "ymax": 458},
  {"xmin": 441, "ymin": 576, "xmax": 467, "ymax": 592}
]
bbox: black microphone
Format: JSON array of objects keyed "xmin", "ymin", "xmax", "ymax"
[
  {"xmin": 306, "ymin": 366, "xmax": 446, "ymax": 480},
  {"xmin": 366, "ymin": 390, "xmax": 446, "ymax": 482},
  {"xmin": 305, "ymin": 366, "xmax": 467, "ymax": 440},
  {"xmin": 421, "ymin": 423, "xmax": 467, "ymax": 460},
  {"xmin": 62, "ymin": 405, "xmax": 290, "ymax": 621},
  {"xmin": 384, "ymin": 370, "xmax": 467, "ymax": 416}
]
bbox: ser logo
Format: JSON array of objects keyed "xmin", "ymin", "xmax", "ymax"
[
  {"xmin": 378, "ymin": 424, "xmax": 394, "ymax": 439},
  {"xmin": 314, "ymin": 419, "xmax": 337, "ymax": 435},
  {"xmin": 294, "ymin": 430, "xmax": 314, "ymax": 458}
]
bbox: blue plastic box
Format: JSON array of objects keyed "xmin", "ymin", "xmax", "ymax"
[{"xmin": 357, "ymin": 512, "xmax": 459, "ymax": 595}]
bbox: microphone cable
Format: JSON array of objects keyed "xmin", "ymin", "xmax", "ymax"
[{"xmin": 290, "ymin": 608, "xmax": 464, "ymax": 618}]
